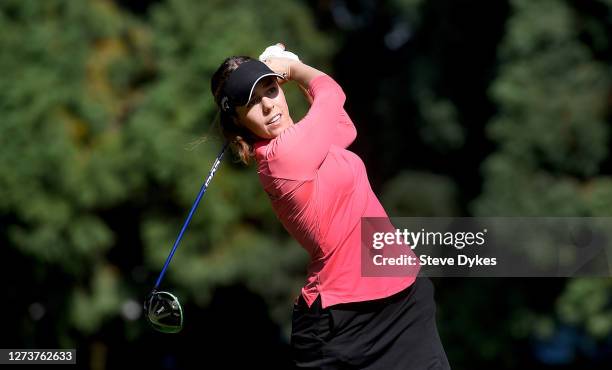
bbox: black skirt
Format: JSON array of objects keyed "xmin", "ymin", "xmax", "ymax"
[{"xmin": 290, "ymin": 277, "xmax": 451, "ymax": 370}]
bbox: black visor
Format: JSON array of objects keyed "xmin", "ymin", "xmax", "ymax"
[{"xmin": 219, "ymin": 60, "xmax": 284, "ymax": 113}]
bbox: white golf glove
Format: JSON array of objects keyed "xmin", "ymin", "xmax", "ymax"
[{"xmin": 258, "ymin": 43, "xmax": 300, "ymax": 62}]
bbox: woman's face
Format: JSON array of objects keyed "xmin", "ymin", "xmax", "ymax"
[{"xmin": 234, "ymin": 76, "xmax": 293, "ymax": 139}]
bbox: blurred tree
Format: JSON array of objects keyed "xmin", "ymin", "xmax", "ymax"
[
  {"xmin": 0, "ymin": 1, "xmax": 143, "ymax": 349},
  {"xmin": 380, "ymin": 170, "xmax": 460, "ymax": 216},
  {"xmin": 473, "ymin": 0, "xmax": 612, "ymax": 366}
]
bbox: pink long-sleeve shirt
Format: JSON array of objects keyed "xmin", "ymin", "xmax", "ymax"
[{"xmin": 253, "ymin": 74, "xmax": 416, "ymax": 309}]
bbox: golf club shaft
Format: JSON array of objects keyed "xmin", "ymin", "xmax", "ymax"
[{"xmin": 154, "ymin": 142, "xmax": 229, "ymax": 290}]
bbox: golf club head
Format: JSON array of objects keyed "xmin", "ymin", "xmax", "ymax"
[{"xmin": 144, "ymin": 290, "xmax": 184, "ymax": 333}]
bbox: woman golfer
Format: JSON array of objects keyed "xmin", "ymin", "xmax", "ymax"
[{"xmin": 210, "ymin": 45, "xmax": 451, "ymax": 369}]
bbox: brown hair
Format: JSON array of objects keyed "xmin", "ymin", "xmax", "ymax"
[{"xmin": 211, "ymin": 56, "xmax": 259, "ymax": 165}]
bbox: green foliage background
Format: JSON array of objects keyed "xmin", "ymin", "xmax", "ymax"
[{"xmin": 1, "ymin": 0, "xmax": 610, "ymax": 368}]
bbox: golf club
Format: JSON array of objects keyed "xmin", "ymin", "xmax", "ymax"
[{"xmin": 144, "ymin": 142, "xmax": 229, "ymax": 333}]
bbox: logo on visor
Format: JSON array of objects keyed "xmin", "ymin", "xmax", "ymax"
[{"xmin": 221, "ymin": 96, "xmax": 230, "ymax": 112}]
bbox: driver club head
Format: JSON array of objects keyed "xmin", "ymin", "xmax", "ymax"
[{"xmin": 144, "ymin": 290, "xmax": 184, "ymax": 334}]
